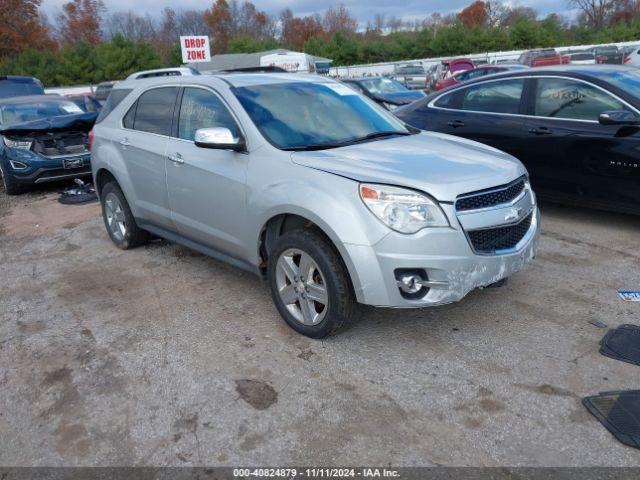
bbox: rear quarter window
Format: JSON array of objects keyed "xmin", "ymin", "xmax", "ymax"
[{"xmin": 95, "ymin": 89, "xmax": 132, "ymax": 124}]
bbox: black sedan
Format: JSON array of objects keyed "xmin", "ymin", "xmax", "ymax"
[
  {"xmin": 396, "ymin": 65, "xmax": 640, "ymax": 215},
  {"xmin": 342, "ymin": 77, "xmax": 425, "ymax": 110}
]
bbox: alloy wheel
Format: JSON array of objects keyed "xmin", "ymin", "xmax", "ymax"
[
  {"xmin": 275, "ymin": 248, "xmax": 328, "ymax": 325},
  {"xmin": 104, "ymin": 192, "xmax": 127, "ymax": 241}
]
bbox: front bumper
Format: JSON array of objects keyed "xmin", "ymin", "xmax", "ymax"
[
  {"xmin": 344, "ymin": 205, "xmax": 540, "ymax": 308},
  {"xmin": 2, "ymin": 151, "xmax": 91, "ymax": 185}
]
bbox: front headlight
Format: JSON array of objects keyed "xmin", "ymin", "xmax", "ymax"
[
  {"xmin": 359, "ymin": 183, "xmax": 449, "ymax": 233},
  {"xmin": 3, "ymin": 137, "xmax": 32, "ymax": 150}
]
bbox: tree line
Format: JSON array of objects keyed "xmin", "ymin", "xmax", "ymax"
[{"xmin": 2, "ymin": 0, "xmax": 640, "ymax": 87}]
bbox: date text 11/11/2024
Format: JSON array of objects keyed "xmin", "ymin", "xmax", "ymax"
[{"xmin": 233, "ymin": 468, "xmax": 401, "ymax": 478}]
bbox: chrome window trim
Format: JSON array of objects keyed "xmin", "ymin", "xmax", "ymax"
[{"xmin": 427, "ymin": 74, "xmax": 640, "ymax": 123}]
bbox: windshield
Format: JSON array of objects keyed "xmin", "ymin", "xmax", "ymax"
[
  {"xmin": 233, "ymin": 81, "xmax": 410, "ymax": 150},
  {"xmin": 0, "ymin": 80, "xmax": 44, "ymax": 99},
  {"xmin": 360, "ymin": 78, "xmax": 409, "ymax": 95},
  {"xmin": 0, "ymin": 100, "xmax": 83, "ymax": 126}
]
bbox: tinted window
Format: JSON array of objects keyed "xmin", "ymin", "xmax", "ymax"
[
  {"xmin": 131, "ymin": 87, "xmax": 178, "ymax": 136},
  {"xmin": 434, "ymin": 91, "xmax": 457, "ymax": 108},
  {"xmin": 534, "ymin": 78, "xmax": 627, "ymax": 121},
  {"xmin": 461, "ymin": 79, "xmax": 524, "ymax": 114},
  {"xmin": 396, "ymin": 66, "xmax": 424, "ymax": 74},
  {"xmin": 0, "ymin": 79, "xmax": 44, "ymax": 99},
  {"xmin": 178, "ymin": 88, "xmax": 240, "ymax": 141},
  {"xmin": 95, "ymin": 88, "xmax": 132, "ymax": 124}
]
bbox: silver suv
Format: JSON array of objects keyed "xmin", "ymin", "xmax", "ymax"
[{"xmin": 91, "ymin": 74, "xmax": 539, "ymax": 338}]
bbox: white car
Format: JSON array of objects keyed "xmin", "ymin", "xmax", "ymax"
[
  {"xmin": 125, "ymin": 67, "xmax": 200, "ymax": 80},
  {"xmin": 624, "ymin": 47, "xmax": 640, "ymax": 68}
]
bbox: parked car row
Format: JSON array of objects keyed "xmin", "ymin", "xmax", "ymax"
[{"xmin": 390, "ymin": 45, "xmax": 639, "ymax": 94}]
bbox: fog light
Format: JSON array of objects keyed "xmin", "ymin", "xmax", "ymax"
[
  {"xmin": 9, "ymin": 160, "xmax": 28, "ymax": 170},
  {"xmin": 398, "ymin": 274, "xmax": 423, "ymax": 294},
  {"xmin": 394, "ymin": 268, "xmax": 429, "ymax": 300}
]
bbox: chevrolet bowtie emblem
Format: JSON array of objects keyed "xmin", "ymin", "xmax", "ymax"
[{"xmin": 505, "ymin": 207, "xmax": 523, "ymax": 222}]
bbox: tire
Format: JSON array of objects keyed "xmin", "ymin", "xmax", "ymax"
[
  {"xmin": 0, "ymin": 165, "xmax": 24, "ymax": 195},
  {"xmin": 100, "ymin": 181, "xmax": 149, "ymax": 249},
  {"xmin": 267, "ymin": 229, "xmax": 356, "ymax": 338}
]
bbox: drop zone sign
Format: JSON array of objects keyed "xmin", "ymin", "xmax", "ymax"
[{"xmin": 181, "ymin": 36, "xmax": 211, "ymax": 63}]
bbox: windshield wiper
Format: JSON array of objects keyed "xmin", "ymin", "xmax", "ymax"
[{"xmin": 284, "ymin": 131, "xmax": 411, "ymax": 151}]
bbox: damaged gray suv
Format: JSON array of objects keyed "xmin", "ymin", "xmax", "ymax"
[{"xmin": 91, "ymin": 74, "xmax": 539, "ymax": 338}]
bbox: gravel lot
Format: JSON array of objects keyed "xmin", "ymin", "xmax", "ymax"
[{"xmin": 0, "ymin": 182, "xmax": 639, "ymax": 467}]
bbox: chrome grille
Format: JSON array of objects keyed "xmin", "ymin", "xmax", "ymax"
[
  {"xmin": 456, "ymin": 177, "xmax": 526, "ymax": 212},
  {"xmin": 467, "ymin": 212, "xmax": 533, "ymax": 254}
]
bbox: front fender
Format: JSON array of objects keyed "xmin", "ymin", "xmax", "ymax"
[{"xmin": 247, "ymin": 161, "xmax": 392, "ymax": 300}]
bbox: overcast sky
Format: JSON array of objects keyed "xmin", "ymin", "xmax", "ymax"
[{"xmin": 41, "ymin": 0, "xmax": 576, "ymax": 25}]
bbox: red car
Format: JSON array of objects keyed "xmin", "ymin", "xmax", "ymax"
[
  {"xmin": 433, "ymin": 64, "xmax": 529, "ymax": 91},
  {"xmin": 433, "ymin": 58, "xmax": 475, "ymax": 91},
  {"xmin": 517, "ymin": 49, "xmax": 569, "ymax": 67}
]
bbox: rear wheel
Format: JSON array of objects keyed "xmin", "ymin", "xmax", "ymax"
[
  {"xmin": 267, "ymin": 230, "xmax": 356, "ymax": 338},
  {"xmin": 100, "ymin": 181, "xmax": 149, "ymax": 249}
]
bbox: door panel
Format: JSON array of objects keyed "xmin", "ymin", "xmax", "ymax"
[
  {"xmin": 119, "ymin": 86, "xmax": 178, "ymax": 229},
  {"xmin": 521, "ymin": 76, "xmax": 640, "ymax": 209},
  {"xmin": 166, "ymin": 87, "xmax": 249, "ymax": 258}
]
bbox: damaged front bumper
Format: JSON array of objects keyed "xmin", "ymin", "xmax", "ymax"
[{"xmin": 344, "ymin": 205, "xmax": 540, "ymax": 308}]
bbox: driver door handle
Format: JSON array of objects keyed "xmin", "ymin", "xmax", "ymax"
[
  {"xmin": 168, "ymin": 152, "xmax": 184, "ymax": 165},
  {"xmin": 529, "ymin": 126, "xmax": 552, "ymax": 135},
  {"xmin": 448, "ymin": 120, "xmax": 465, "ymax": 128},
  {"xmin": 119, "ymin": 138, "xmax": 130, "ymax": 147}
]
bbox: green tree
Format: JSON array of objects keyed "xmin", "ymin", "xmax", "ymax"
[{"xmin": 509, "ymin": 16, "xmax": 538, "ymax": 49}]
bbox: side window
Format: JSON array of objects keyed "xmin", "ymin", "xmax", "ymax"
[
  {"xmin": 434, "ymin": 91, "xmax": 457, "ymax": 108},
  {"xmin": 177, "ymin": 87, "xmax": 240, "ymax": 141},
  {"xmin": 123, "ymin": 102, "xmax": 136, "ymax": 129},
  {"xmin": 95, "ymin": 88, "xmax": 132, "ymax": 124},
  {"xmin": 460, "ymin": 79, "xmax": 525, "ymax": 114},
  {"xmin": 534, "ymin": 78, "xmax": 628, "ymax": 121},
  {"xmin": 130, "ymin": 87, "xmax": 178, "ymax": 136}
]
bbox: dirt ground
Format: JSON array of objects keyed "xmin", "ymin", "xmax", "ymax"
[{"xmin": 1, "ymin": 181, "xmax": 639, "ymax": 467}]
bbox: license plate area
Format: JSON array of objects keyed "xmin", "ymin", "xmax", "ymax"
[{"xmin": 63, "ymin": 157, "xmax": 84, "ymax": 169}]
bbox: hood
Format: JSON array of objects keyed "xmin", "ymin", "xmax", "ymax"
[
  {"xmin": 374, "ymin": 91, "xmax": 425, "ymax": 105},
  {"xmin": 0, "ymin": 112, "xmax": 97, "ymax": 136},
  {"xmin": 291, "ymin": 132, "xmax": 526, "ymax": 202}
]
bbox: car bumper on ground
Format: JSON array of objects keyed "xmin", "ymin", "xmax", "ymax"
[{"xmin": 345, "ymin": 205, "xmax": 540, "ymax": 308}]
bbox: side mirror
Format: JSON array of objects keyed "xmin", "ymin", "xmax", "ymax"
[
  {"xmin": 194, "ymin": 127, "xmax": 246, "ymax": 152},
  {"xmin": 598, "ymin": 110, "xmax": 640, "ymax": 126}
]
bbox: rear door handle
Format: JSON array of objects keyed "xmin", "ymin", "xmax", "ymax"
[
  {"xmin": 529, "ymin": 127, "xmax": 552, "ymax": 135},
  {"xmin": 168, "ymin": 152, "xmax": 184, "ymax": 165},
  {"xmin": 119, "ymin": 138, "xmax": 130, "ymax": 147},
  {"xmin": 448, "ymin": 120, "xmax": 465, "ymax": 128}
]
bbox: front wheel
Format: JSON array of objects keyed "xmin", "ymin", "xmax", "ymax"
[
  {"xmin": 267, "ymin": 230, "xmax": 356, "ymax": 338},
  {"xmin": 0, "ymin": 165, "xmax": 24, "ymax": 195}
]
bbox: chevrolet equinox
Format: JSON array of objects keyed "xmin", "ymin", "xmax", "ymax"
[{"xmin": 91, "ymin": 74, "xmax": 539, "ymax": 338}]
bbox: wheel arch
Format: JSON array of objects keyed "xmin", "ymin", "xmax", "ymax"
[{"xmin": 257, "ymin": 211, "xmax": 363, "ymax": 302}]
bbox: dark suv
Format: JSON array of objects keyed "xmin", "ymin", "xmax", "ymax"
[{"xmin": 0, "ymin": 76, "xmax": 44, "ymax": 99}]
